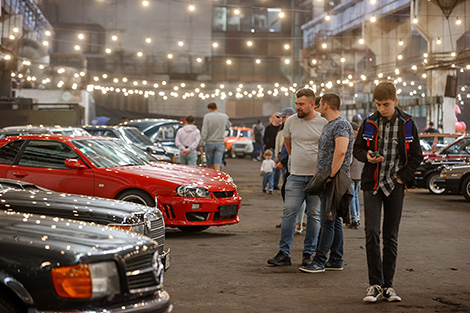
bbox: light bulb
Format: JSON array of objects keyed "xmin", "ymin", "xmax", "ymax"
[
  {"xmin": 412, "ymin": 16, "xmax": 418, "ymax": 24},
  {"xmin": 370, "ymin": 15, "xmax": 376, "ymax": 23}
]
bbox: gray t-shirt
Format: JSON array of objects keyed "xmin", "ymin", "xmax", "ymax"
[
  {"xmin": 317, "ymin": 116, "xmax": 354, "ymax": 175},
  {"xmin": 283, "ymin": 113, "xmax": 327, "ymax": 175},
  {"xmin": 200, "ymin": 112, "xmax": 230, "ymax": 145}
]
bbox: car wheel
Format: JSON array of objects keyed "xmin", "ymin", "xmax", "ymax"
[
  {"xmin": 177, "ymin": 226, "xmax": 210, "ymax": 232},
  {"xmin": 0, "ymin": 295, "xmax": 21, "ymax": 313},
  {"xmin": 117, "ymin": 190, "xmax": 155, "ymax": 207},
  {"xmin": 427, "ymin": 172, "xmax": 446, "ymax": 195},
  {"xmin": 461, "ymin": 176, "xmax": 470, "ymax": 201}
]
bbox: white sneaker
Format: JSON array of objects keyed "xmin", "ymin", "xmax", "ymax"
[
  {"xmin": 363, "ymin": 285, "xmax": 382, "ymax": 303},
  {"xmin": 383, "ymin": 287, "xmax": 402, "ymax": 302}
]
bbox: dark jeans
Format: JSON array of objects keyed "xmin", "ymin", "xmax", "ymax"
[
  {"xmin": 363, "ymin": 184, "xmax": 404, "ymax": 288},
  {"xmin": 312, "ymin": 192, "xmax": 344, "ymax": 267}
]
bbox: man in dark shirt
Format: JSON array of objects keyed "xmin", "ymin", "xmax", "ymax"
[
  {"xmin": 353, "ymin": 81, "xmax": 423, "ymax": 304},
  {"xmin": 263, "ymin": 113, "xmax": 281, "ymax": 189},
  {"xmin": 424, "ymin": 121, "xmax": 439, "ymax": 133}
]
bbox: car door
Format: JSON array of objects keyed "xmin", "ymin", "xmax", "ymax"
[{"xmin": 4, "ymin": 139, "xmax": 95, "ymax": 195}]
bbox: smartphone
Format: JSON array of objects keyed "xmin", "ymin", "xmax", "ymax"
[{"xmin": 369, "ymin": 151, "xmax": 381, "ymax": 158}]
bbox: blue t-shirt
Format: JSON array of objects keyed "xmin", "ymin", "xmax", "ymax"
[{"xmin": 317, "ymin": 116, "xmax": 353, "ymax": 175}]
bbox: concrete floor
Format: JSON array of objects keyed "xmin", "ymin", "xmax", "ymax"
[{"xmin": 164, "ymin": 157, "xmax": 470, "ymax": 313}]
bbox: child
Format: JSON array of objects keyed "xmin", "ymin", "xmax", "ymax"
[{"xmin": 260, "ymin": 150, "xmax": 276, "ymax": 194}]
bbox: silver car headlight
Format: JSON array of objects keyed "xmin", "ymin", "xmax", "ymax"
[{"xmin": 176, "ymin": 185, "xmax": 210, "ymax": 197}]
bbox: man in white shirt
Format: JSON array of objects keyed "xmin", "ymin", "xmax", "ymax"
[{"xmin": 267, "ymin": 88, "xmax": 327, "ymax": 267}]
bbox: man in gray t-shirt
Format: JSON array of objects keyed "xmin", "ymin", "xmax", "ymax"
[
  {"xmin": 267, "ymin": 88, "xmax": 327, "ymax": 267},
  {"xmin": 200, "ymin": 102, "xmax": 230, "ymax": 171}
]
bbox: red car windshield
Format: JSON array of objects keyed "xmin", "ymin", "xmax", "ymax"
[{"xmin": 73, "ymin": 139, "xmax": 152, "ymax": 168}]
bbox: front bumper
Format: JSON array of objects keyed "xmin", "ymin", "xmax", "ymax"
[
  {"xmin": 35, "ymin": 290, "xmax": 171, "ymax": 313},
  {"xmin": 232, "ymin": 143, "xmax": 253, "ymax": 156},
  {"xmin": 436, "ymin": 177, "xmax": 460, "ymax": 193},
  {"xmin": 158, "ymin": 194, "xmax": 241, "ymax": 227}
]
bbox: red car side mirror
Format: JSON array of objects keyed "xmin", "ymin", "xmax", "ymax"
[{"xmin": 64, "ymin": 158, "xmax": 87, "ymax": 169}]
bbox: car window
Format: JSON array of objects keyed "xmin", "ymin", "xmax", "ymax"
[
  {"xmin": 421, "ymin": 137, "xmax": 434, "ymax": 146},
  {"xmin": 119, "ymin": 128, "xmax": 153, "ymax": 145},
  {"xmin": 157, "ymin": 125, "xmax": 176, "ymax": 141},
  {"xmin": 240, "ymin": 130, "xmax": 251, "ymax": 138},
  {"xmin": 436, "ymin": 137, "xmax": 458, "ymax": 150},
  {"xmin": 419, "ymin": 139, "xmax": 432, "ymax": 151},
  {"xmin": 0, "ymin": 140, "xmax": 25, "ymax": 164},
  {"xmin": 18, "ymin": 140, "xmax": 79, "ymax": 169},
  {"xmin": 446, "ymin": 138, "xmax": 470, "ymax": 155},
  {"xmin": 73, "ymin": 139, "xmax": 149, "ymax": 168}
]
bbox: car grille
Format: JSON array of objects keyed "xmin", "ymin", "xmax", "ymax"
[
  {"xmin": 124, "ymin": 251, "xmax": 163, "ymax": 294},
  {"xmin": 212, "ymin": 191, "xmax": 235, "ymax": 198},
  {"xmin": 149, "ymin": 219, "xmax": 165, "ymax": 253}
]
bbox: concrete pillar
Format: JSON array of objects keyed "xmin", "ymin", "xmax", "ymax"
[
  {"xmin": 411, "ymin": 0, "xmax": 470, "ymax": 133},
  {"xmin": 363, "ymin": 15, "xmax": 411, "ymax": 74}
]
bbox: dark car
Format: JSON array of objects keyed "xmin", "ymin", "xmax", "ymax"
[
  {"xmin": 435, "ymin": 163, "xmax": 470, "ymax": 201},
  {"xmin": 419, "ymin": 133, "xmax": 461, "ymax": 155},
  {"xmin": 414, "ymin": 136, "xmax": 470, "ymax": 194},
  {"xmin": 120, "ymin": 118, "xmax": 183, "ymax": 147},
  {"xmin": 0, "ymin": 178, "xmax": 169, "ymax": 269},
  {"xmin": 83, "ymin": 125, "xmax": 172, "ymax": 162},
  {"xmin": 0, "ymin": 211, "xmax": 170, "ymax": 312}
]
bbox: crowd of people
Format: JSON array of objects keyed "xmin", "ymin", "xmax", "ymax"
[{"xmin": 176, "ymin": 82, "xmax": 423, "ymax": 303}]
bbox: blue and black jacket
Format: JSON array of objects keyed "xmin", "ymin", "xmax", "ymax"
[{"xmin": 353, "ymin": 107, "xmax": 423, "ymax": 190}]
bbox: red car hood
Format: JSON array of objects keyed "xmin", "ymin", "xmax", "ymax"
[
  {"xmin": 111, "ymin": 165, "xmax": 236, "ymax": 191},
  {"xmin": 150, "ymin": 162, "xmax": 233, "ymax": 182}
]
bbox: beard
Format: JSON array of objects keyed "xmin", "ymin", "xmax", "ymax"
[{"xmin": 297, "ymin": 110, "xmax": 309, "ymax": 118}]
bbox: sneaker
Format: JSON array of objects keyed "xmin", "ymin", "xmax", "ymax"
[
  {"xmin": 301, "ymin": 253, "xmax": 314, "ymax": 266},
  {"xmin": 325, "ymin": 262, "xmax": 343, "ymax": 271},
  {"xmin": 269, "ymin": 190, "xmax": 273, "ymax": 194},
  {"xmin": 273, "ymin": 186, "xmax": 281, "ymax": 190},
  {"xmin": 262, "ymin": 189, "xmax": 266, "ymax": 193},
  {"xmin": 363, "ymin": 285, "xmax": 382, "ymax": 303},
  {"xmin": 295, "ymin": 223, "xmax": 303, "ymax": 234},
  {"xmin": 267, "ymin": 251, "xmax": 291, "ymax": 266},
  {"xmin": 383, "ymin": 287, "xmax": 402, "ymax": 302},
  {"xmin": 299, "ymin": 263, "xmax": 325, "ymax": 273},
  {"xmin": 348, "ymin": 221, "xmax": 360, "ymax": 229}
]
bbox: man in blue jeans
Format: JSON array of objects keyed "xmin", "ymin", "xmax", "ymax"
[
  {"xmin": 200, "ymin": 102, "xmax": 230, "ymax": 171},
  {"xmin": 299, "ymin": 93, "xmax": 353, "ymax": 274},
  {"xmin": 267, "ymin": 88, "xmax": 327, "ymax": 267}
]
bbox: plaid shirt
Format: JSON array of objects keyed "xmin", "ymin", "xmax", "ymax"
[{"xmin": 373, "ymin": 113, "xmax": 400, "ymax": 196}]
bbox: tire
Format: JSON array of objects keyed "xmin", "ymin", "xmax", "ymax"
[
  {"xmin": 427, "ymin": 172, "xmax": 446, "ymax": 195},
  {"xmin": 461, "ymin": 176, "xmax": 470, "ymax": 201},
  {"xmin": 0, "ymin": 295, "xmax": 21, "ymax": 313},
  {"xmin": 177, "ymin": 226, "xmax": 210, "ymax": 232},
  {"xmin": 117, "ymin": 189, "xmax": 155, "ymax": 207}
]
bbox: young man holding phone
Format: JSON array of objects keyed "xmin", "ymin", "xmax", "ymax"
[{"xmin": 353, "ymin": 81, "xmax": 423, "ymax": 303}]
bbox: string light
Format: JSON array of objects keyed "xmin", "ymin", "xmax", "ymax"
[
  {"xmin": 340, "ymin": 57, "xmax": 345, "ymax": 63},
  {"xmin": 226, "ymin": 59, "xmax": 232, "ymax": 65},
  {"xmin": 188, "ymin": 3, "xmax": 195, "ymax": 12},
  {"xmin": 196, "ymin": 57, "xmax": 202, "ymax": 63},
  {"xmin": 370, "ymin": 15, "xmax": 376, "ymax": 23},
  {"xmin": 436, "ymin": 37, "xmax": 441, "ymax": 45},
  {"xmin": 247, "ymin": 40, "xmax": 253, "ymax": 47},
  {"xmin": 45, "ymin": 30, "xmax": 51, "ymax": 36},
  {"xmin": 105, "ymin": 48, "xmax": 112, "ymax": 54},
  {"xmin": 142, "ymin": 1, "xmax": 149, "ymax": 7},
  {"xmin": 255, "ymin": 59, "xmax": 261, "ymax": 64},
  {"xmin": 284, "ymin": 44, "xmax": 290, "ymax": 50},
  {"xmin": 74, "ymin": 45, "xmax": 81, "ymax": 51},
  {"xmin": 111, "ymin": 35, "xmax": 118, "ymax": 41},
  {"xmin": 137, "ymin": 51, "xmax": 143, "ymax": 57},
  {"xmin": 412, "ymin": 16, "xmax": 418, "ymax": 24},
  {"xmin": 456, "ymin": 17, "xmax": 461, "ymax": 25},
  {"xmin": 167, "ymin": 53, "xmax": 173, "ymax": 59},
  {"xmin": 212, "ymin": 42, "xmax": 219, "ymax": 48},
  {"xmin": 234, "ymin": 8, "xmax": 241, "ymax": 15},
  {"xmin": 321, "ymin": 43, "xmax": 327, "ymax": 49},
  {"xmin": 359, "ymin": 38, "xmax": 365, "ymax": 44},
  {"xmin": 279, "ymin": 11, "xmax": 285, "ymax": 18},
  {"xmin": 178, "ymin": 40, "xmax": 184, "ymax": 47},
  {"xmin": 398, "ymin": 38, "xmax": 403, "ymax": 46},
  {"xmin": 145, "ymin": 37, "xmax": 152, "ymax": 44},
  {"xmin": 77, "ymin": 33, "xmax": 85, "ymax": 40},
  {"xmin": 325, "ymin": 13, "xmax": 331, "ymax": 21}
]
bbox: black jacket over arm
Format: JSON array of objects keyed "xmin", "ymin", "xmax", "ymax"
[{"xmin": 353, "ymin": 107, "xmax": 423, "ymax": 190}]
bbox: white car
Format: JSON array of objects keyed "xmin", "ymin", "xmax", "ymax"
[{"xmin": 231, "ymin": 139, "xmax": 254, "ymax": 158}]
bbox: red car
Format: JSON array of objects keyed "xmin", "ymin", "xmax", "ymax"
[{"xmin": 0, "ymin": 135, "xmax": 241, "ymax": 232}]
